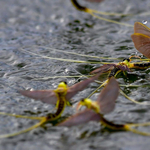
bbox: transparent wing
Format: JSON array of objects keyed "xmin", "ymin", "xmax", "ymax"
[
  {"xmin": 131, "ymin": 33, "xmax": 150, "ymax": 58},
  {"xmin": 66, "ymin": 73, "xmax": 101, "ymax": 101},
  {"xmin": 19, "ymin": 90, "xmax": 57, "ymax": 104},
  {"xmin": 97, "ymin": 77, "xmax": 119, "ymax": 114},
  {"xmin": 58, "ymin": 109, "xmax": 101, "ymax": 127},
  {"xmin": 134, "ymin": 22, "xmax": 150, "ymax": 36}
]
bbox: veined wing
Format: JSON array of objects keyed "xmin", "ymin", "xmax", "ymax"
[
  {"xmin": 66, "ymin": 73, "xmax": 101, "ymax": 101},
  {"xmin": 131, "ymin": 33, "xmax": 150, "ymax": 58},
  {"xmin": 58, "ymin": 109, "xmax": 101, "ymax": 127},
  {"xmin": 90, "ymin": 64, "xmax": 115, "ymax": 74},
  {"xmin": 97, "ymin": 77, "xmax": 119, "ymax": 114},
  {"xmin": 134, "ymin": 22, "xmax": 150, "ymax": 36},
  {"xmin": 20, "ymin": 90, "xmax": 57, "ymax": 104}
]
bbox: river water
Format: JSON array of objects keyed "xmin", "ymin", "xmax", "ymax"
[{"xmin": 0, "ymin": 0, "xmax": 150, "ymax": 150}]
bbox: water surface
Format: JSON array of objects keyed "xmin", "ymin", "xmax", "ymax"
[{"xmin": 0, "ymin": 0, "xmax": 150, "ymax": 150}]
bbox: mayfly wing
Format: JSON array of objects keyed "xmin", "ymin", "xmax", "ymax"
[
  {"xmin": 117, "ymin": 65, "xmax": 130, "ymax": 72},
  {"xmin": 66, "ymin": 73, "xmax": 102, "ymax": 101},
  {"xmin": 131, "ymin": 33, "xmax": 150, "ymax": 58},
  {"xmin": 97, "ymin": 77, "xmax": 119, "ymax": 114},
  {"xmin": 58, "ymin": 109, "xmax": 101, "ymax": 127},
  {"xmin": 134, "ymin": 22, "xmax": 150, "ymax": 37},
  {"xmin": 19, "ymin": 90, "xmax": 57, "ymax": 104},
  {"xmin": 90, "ymin": 64, "xmax": 115, "ymax": 74}
]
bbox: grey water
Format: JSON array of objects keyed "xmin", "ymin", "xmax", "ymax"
[{"xmin": 0, "ymin": 0, "xmax": 150, "ymax": 150}]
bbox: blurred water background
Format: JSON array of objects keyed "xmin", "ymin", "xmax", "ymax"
[{"xmin": 0, "ymin": 0, "xmax": 150, "ymax": 150}]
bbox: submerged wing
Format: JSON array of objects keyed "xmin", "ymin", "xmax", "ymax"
[
  {"xmin": 58, "ymin": 109, "xmax": 101, "ymax": 127},
  {"xmin": 97, "ymin": 77, "xmax": 119, "ymax": 114},
  {"xmin": 134, "ymin": 22, "xmax": 150, "ymax": 36},
  {"xmin": 19, "ymin": 90, "xmax": 57, "ymax": 104},
  {"xmin": 90, "ymin": 64, "xmax": 115, "ymax": 74},
  {"xmin": 66, "ymin": 73, "xmax": 101, "ymax": 101},
  {"xmin": 131, "ymin": 33, "xmax": 150, "ymax": 58}
]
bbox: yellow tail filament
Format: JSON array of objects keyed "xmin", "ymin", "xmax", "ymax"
[
  {"xmin": 100, "ymin": 114, "xmax": 150, "ymax": 136},
  {"xmin": 71, "ymin": 0, "xmax": 133, "ymax": 27},
  {"xmin": 0, "ymin": 115, "xmax": 47, "ymax": 138},
  {"xmin": 120, "ymin": 89, "xmax": 150, "ymax": 105},
  {"xmin": 87, "ymin": 79, "xmax": 108, "ymax": 98},
  {"xmin": 124, "ymin": 124, "xmax": 150, "ymax": 136}
]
